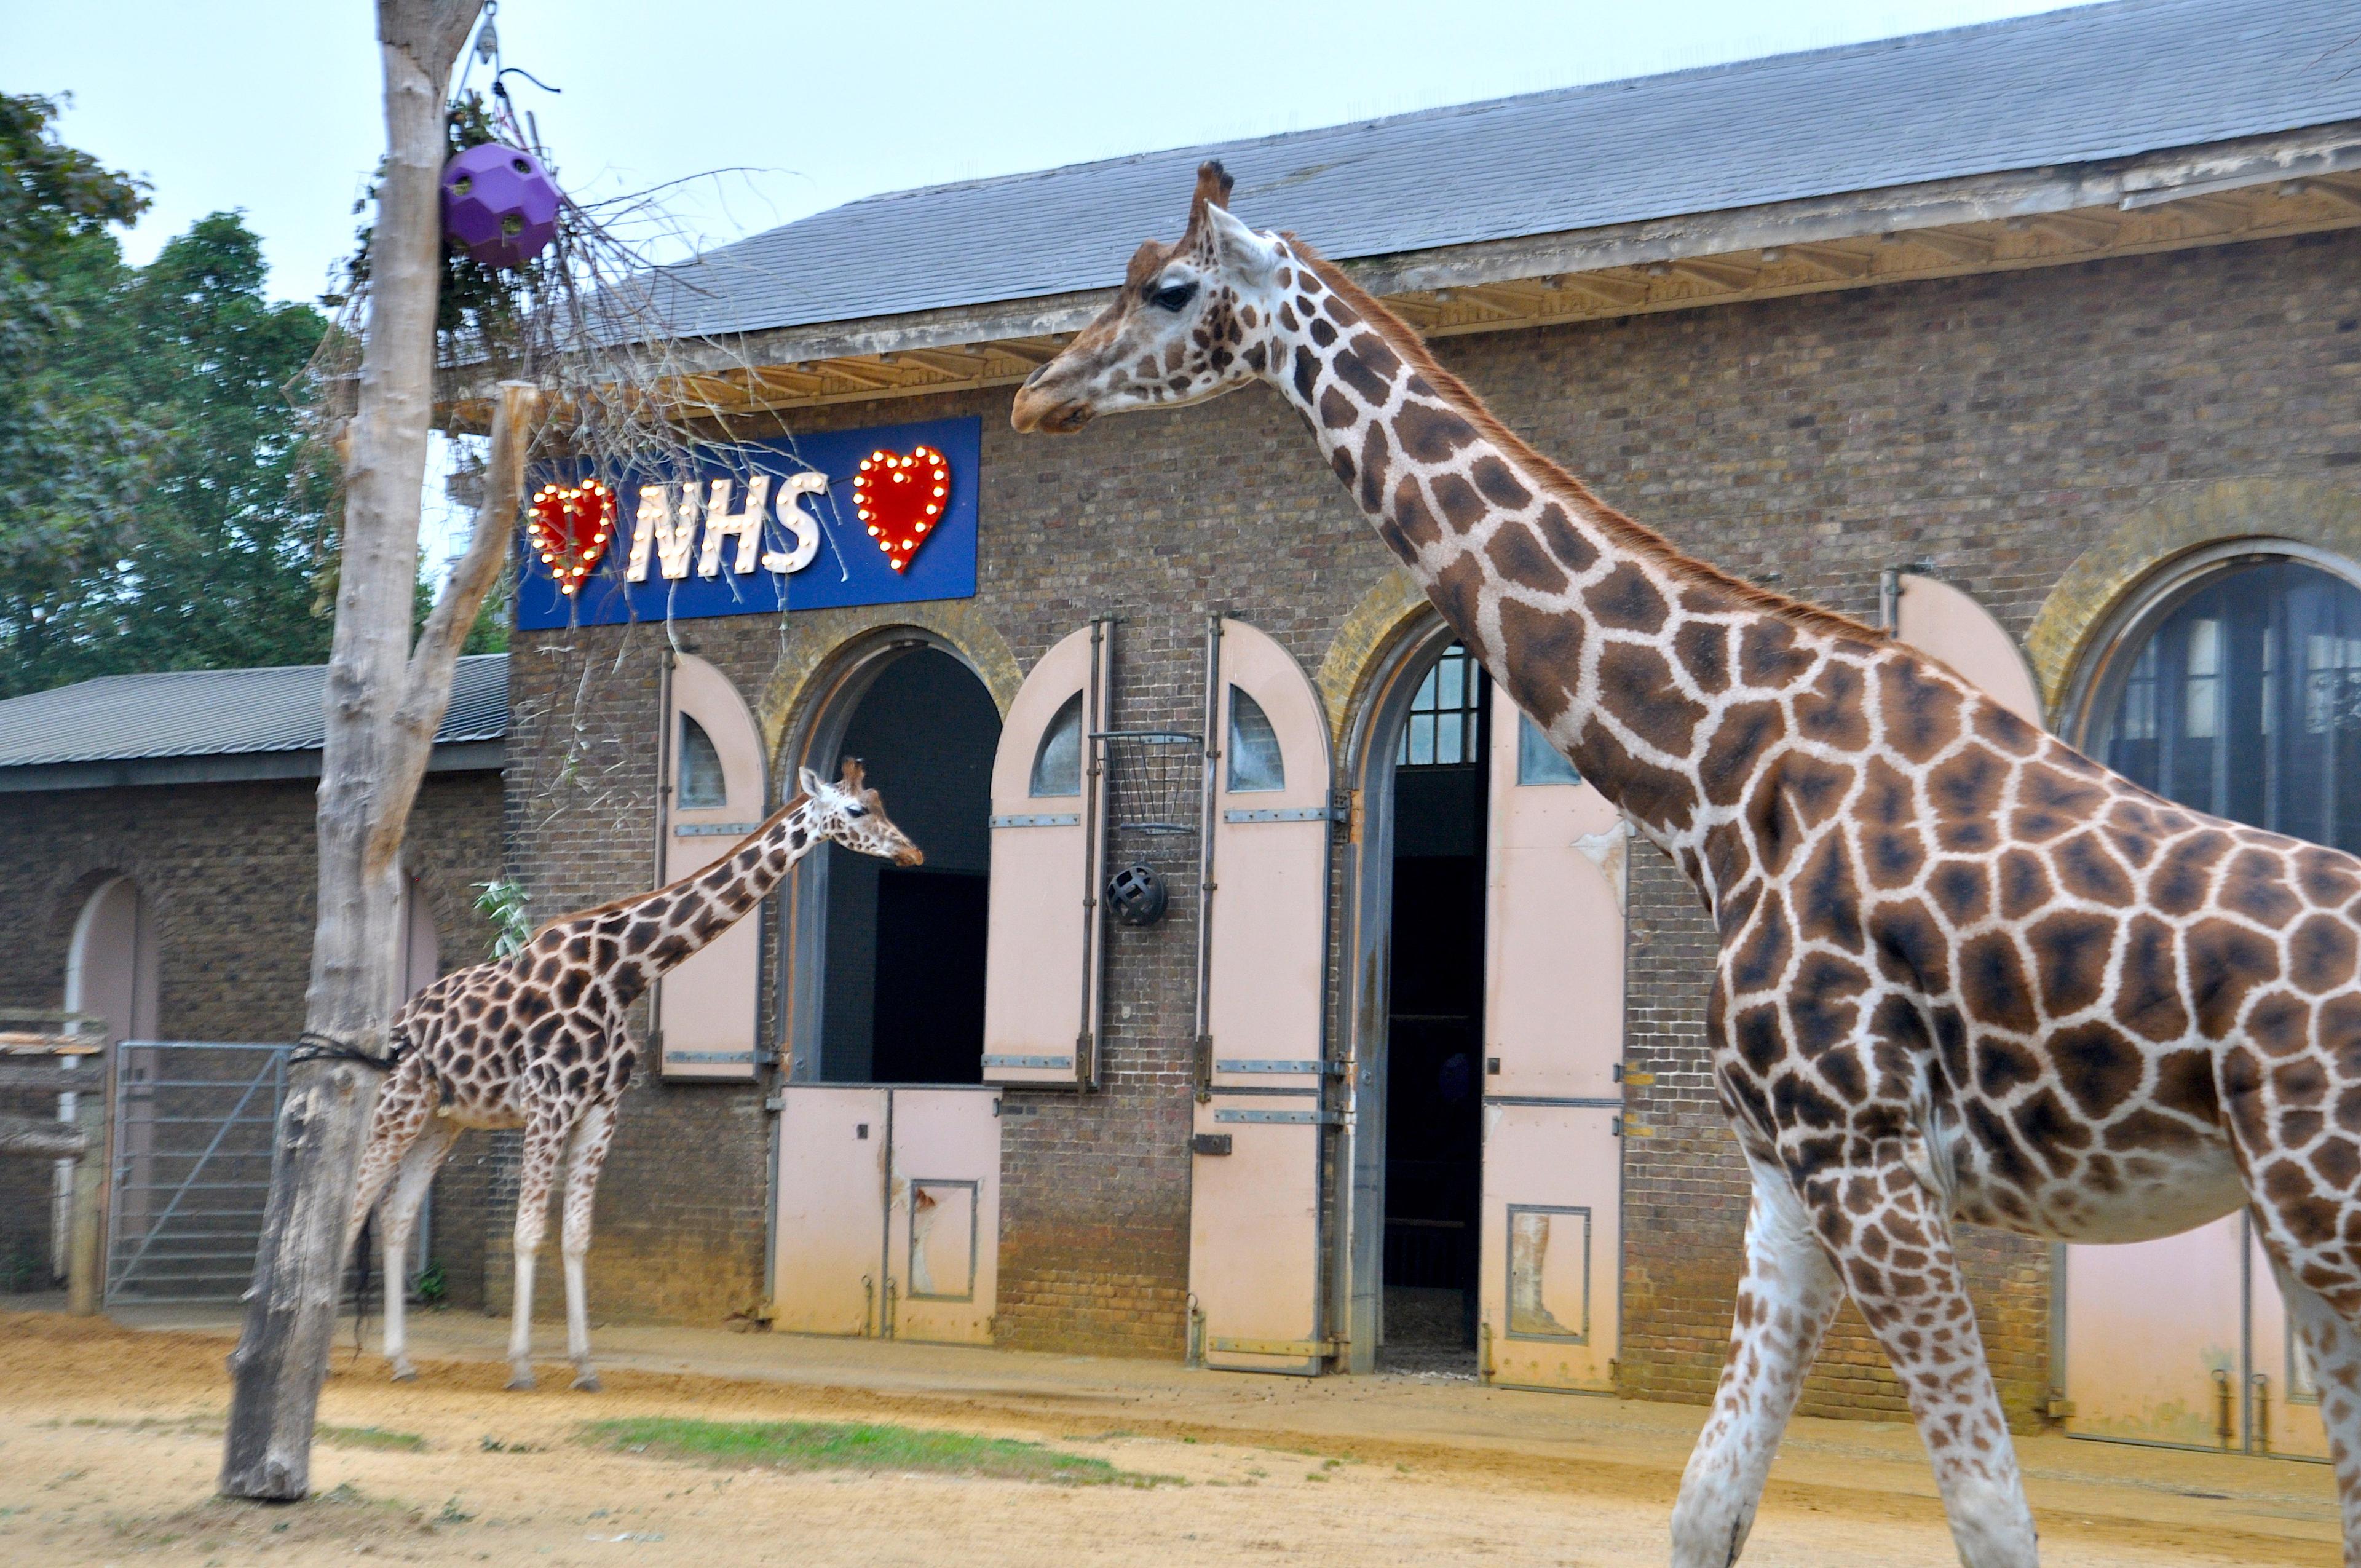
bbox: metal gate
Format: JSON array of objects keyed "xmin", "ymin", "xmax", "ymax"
[{"xmin": 107, "ymin": 1041, "xmax": 289, "ymax": 1304}]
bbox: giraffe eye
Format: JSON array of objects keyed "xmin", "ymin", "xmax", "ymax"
[
  {"xmin": 845, "ymin": 804, "xmax": 868, "ymax": 818},
  {"xmin": 1149, "ymin": 280, "xmax": 1198, "ymax": 312}
]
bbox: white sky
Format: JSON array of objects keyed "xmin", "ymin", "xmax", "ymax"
[{"xmin": 10, "ymin": 0, "xmax": 2107, "ymax": 306}]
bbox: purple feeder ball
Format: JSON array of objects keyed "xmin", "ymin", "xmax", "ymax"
[{"xmin": 440, "ymin": 142, "xmax": 560, "ymax": 269}]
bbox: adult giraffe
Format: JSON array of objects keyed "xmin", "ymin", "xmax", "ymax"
[
  {"xmin": 342, "ymin": 759, "xmax": 920, "ymax": 1393},
  {"xmin": 1013, "ymin": 162, "xmax": 2361, "ymax": 1567}
]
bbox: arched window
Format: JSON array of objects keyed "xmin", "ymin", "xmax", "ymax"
[
  {"xmin": 1028, "ymin": 692, "xmax": 1083, "ymax": 797},
  {"xmin": 678, "ymin": 715, "xmax": 727, "ymax": 807},
  {"xmin": 2086, "ymin": 553, "xmax": 2361, "ymax": 852},
  {"xmin": 1397, "ymin": 642, "xmax": 1482, "ymax": 767},
  {"xmin": 1227, "ymin": 687, "xmax": 1285, "ymax": 792}
]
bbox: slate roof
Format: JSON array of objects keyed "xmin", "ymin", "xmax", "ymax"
[
  {"xmin": 0, "ymin": 655, "xmax": 508, "ymax": 769},
  {"xmin": 644, "ymin": 0, "xmax": 2361, "ymax": 340}
]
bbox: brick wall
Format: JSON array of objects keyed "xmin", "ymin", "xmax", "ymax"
[
  {"xmin": 90, "ymin": 226, "xmax": 2346, "ymax": 1388},
  {"xmin": 0, "ymin": 769, "xmax": 504, "ymax": 1293}
]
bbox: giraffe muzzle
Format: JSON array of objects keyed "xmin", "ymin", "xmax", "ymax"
[{"xmin": 1010, "ymin": 384, "xmax": 1096, "ymax": 435}]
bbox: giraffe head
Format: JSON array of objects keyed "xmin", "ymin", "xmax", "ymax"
[
  {"xmin": 1010, "ymin": 160, "xmax": 1286, "ymax": 434},
  {"xmin": 797, "ymin": 756, "xmax": 924, "ymax": 866}
]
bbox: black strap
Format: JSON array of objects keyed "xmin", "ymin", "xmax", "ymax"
[{"xmin": 288, "ymin": 1030, "xmax": 406, "ymax": 1071}]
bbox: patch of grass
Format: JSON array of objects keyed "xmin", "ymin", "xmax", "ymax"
[
  {"xmin": 581, "ymin": 1417, "xmax": 1173, "ymax": 1487},
  {"xmin": 318, "ymin": 1424, "xmax": 425, "ymax": 1452}
]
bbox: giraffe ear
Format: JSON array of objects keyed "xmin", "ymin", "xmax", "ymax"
[
  {"xmin": 798, "ymin": 766, "xmax": 826, "ymax": 798},
  {"xmin": 1203, "ymin": 202, "xmax": 1278, "ymax": 288}
]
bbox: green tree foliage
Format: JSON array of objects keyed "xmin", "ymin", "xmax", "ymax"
[{"xmin": 1, "ymin": 95, "xmax": 344, "ymax": 697}]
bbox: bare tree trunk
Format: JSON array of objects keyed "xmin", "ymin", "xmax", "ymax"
[{"xmin": 218, "ymin": 0, "xmax": 505, "ymax": 1500}]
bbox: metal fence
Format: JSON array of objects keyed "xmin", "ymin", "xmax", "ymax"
[{"xmin": 106, "ymin": 1041, "xmax": 289, "ymax": 1305}]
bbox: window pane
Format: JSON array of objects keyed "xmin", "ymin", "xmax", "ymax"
[
  {"xmin": 2092, "ymin": 558, "xmax": 2361, "ymax": 853},
  {"xmin": 1227, "ymin": 686, "xmax": 1286, "ymax": 793},
  {"xmin": 1517, "ymin": 713, "xmax": 1582, "ymax": 785},
  {"xmin": 1029, "ymin": 692, "xmax": 1083, "ymax": 797},
  {"xmin": 678, "ymin": 715, "xmax": 727, "ymax": 807},
  {"xmin": 1409, "ymin": 713, "xmax": 1435, "ymax": 766}
]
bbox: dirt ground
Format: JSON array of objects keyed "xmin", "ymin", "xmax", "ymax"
[{"xmin": 0, "ymin": 1309, "xmax": 2343, "ymax": 1567}]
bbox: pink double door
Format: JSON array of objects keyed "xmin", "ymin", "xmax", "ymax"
[
  {"xmin": 1476, "ymin": 681, "xmax": 1628, "ymax": 1392},
  {"xmin": 2063, "ymin": 1219, "xmax": 2331, "ymax": 1459},
  {"xmin": 770, "ymin": 1085, "xmax": 1001, "ymax": 1344}
]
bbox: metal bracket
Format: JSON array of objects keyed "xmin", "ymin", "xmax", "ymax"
[
  {"xmin": 674, "ymin": 822, "xmax": 762, "ymax": 837},
  {"xmin": 989, "ymin": 812, "xmax": 1081, "ymax": 828},
  {"xmin": 983, "ymin": 1054, "xmax": 1072, "ymax": 1070},
  {"xmin": 1220, "ymin": 805, "xmax": 1339, "ymax": 823},
  {"xmin": 1214, "ymin": 1059, "xmax": 1340, "ymax": 1075},
  {"xmin": 1212, "ymin": 1107, "xmax": 1340, "ymax": 1126}
]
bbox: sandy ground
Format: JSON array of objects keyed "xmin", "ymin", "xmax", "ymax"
[{"xmin": 0, "ymin": 1305, "xmax": 2344, "ymax": 1567}]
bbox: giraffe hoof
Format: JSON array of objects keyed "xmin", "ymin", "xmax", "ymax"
[
  {"xmin": 389, "ymin": 1362, "xmax": 418, "ymax": 1383},
  {"xmin": 505, "ymin": 1368, "xmax": 536, "ymax": 1392},
  {"xmin": 572, "ymin": 1370, "xmax": 603, "ymax": 1393}
]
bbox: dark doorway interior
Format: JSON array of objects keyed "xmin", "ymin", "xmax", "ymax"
[
  {"xmin": 819, "ymin": 648, "xmax": 999, "ymax": 1085},
  {"xmin": 1381, "ymin": 643, "xmax": 1489, "ymax": 1374}
]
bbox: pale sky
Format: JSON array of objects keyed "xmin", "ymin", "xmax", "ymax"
[{"xmin": 8, "ymin": 0, "xmax": 2109, "ymax": 305}]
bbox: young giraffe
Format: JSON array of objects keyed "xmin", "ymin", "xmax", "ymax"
[
  {"xmin": 342, "ymin": 758, "xmax": 920, "ymax": 1393},
  {"xmin": 1015, "ymin": 162, "xmax": 2361, "ymax": 1566}
]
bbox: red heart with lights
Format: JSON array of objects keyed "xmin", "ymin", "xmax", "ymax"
[
  {"xmin": 527, "ymin": 479, "xmax": 615, "ymax": 596},
  {"xmin": 853, "ymin": 445, "xmax": 951, "ymax": 573}
]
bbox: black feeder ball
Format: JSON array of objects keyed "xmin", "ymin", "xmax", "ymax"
[{"xmin": 1106, "ymin": 864, "xmax": 1169, "ymax": 927}]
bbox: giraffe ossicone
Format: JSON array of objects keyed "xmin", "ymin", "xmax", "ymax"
[
  {"xmin": 342, "ymin": 756, "xmax": 920, "ymax": 1394},
  {"xmin": 1016, "ymin": 161, "xmax": 2361, "ymax": 1568}
]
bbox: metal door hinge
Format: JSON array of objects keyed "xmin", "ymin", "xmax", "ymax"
[
  {"xmin": 763, "ymin": 1094, "xmax": 783, "ymax": 1112},
  {"xmin": 1612, "ymin": 1116, "xmax": 1656, "ymax": 1138},
  {"xmin": 1190, "ymin": 1132, "xmax": 1233, "ymax": 1157},
  {"xmin": 2043, "ymin": 1395, "xmax": 2076, "ymax": 1420},
  {"xmin": 1613, "ymin": 1063, "xmax": 1655, "ymax": 1087}
]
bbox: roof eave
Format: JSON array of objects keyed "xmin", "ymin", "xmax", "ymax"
[
  {"xmin": 631, "ymin": 119, "xmax": 2361, "ymax": 416},
  {"xmin": 0, "ymin": 738, "xmax": 505, "ymax": 794}
]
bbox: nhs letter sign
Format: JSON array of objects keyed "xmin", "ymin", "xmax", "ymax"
[{"xmin": 515, "ymin": 415, "xmax": 980, "ymax": 631}]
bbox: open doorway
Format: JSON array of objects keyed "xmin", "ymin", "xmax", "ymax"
[
  {"xmin": 817, "ymin": 647, "xmax": 999, "ymax": 1084},
  {"xmin": 1380, "ymin": 641, "xmax": 1489, "ymax": 1373}
]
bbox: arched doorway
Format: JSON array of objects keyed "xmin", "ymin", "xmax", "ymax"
[
  {"xmin": 809, "ymin": 646, "xmax": 999, "ymax": 1084},
  {"xmin": 63, "ymin": 876, "xmax": 158, "ymax": 1279},
  {"xmin": 2057, "ymin": 545, "xmax": 2361, "ymax": 1461},
  {"xmin": 1341, "ymin": 618, "xmax": 1627, "ymax": 1388},
  {"xmin": 772, "ymin": 637, "xmax": 1004, "ymax": 1344}
]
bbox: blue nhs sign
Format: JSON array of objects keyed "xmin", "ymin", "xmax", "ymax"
[{"xmin": 515, "ymin": 414, "xmax": 979, "ymax": 631}]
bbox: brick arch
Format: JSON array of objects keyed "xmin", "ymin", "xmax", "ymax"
[
  {"xmin": 1315, "ymin": 566, "xmax": 1437, "ymax": 747},
  {"xmin": 2026, "ymin": 477, "xmax": 2361, "ymax": 723},
  {"xmin": 753, "ymin": 600, "xmax": 1022, "ymax": 760}
]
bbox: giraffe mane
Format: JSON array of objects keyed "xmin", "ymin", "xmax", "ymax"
[
  {"xmin": 1285, "ymin": 239, "xmax": 1888, "ymax": 645},
  {"xmin": 525, "ymin": 793, "xmax": 813, "ymax": 941}
]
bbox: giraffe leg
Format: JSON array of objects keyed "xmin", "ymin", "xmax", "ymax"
[
  {"xmin": 341, "ymin": 1066, "xmax": 433, "ymax": 1273},
  {"xmin": 1669, "ymin": 1149, "xmax": 1845, "ymax": 1567},
  {"xmin": 1803, "ymin": 1160, "xmax": 2038, "ymax": 1568},
  {"xmin": 2254, "ymin": 1239, "xmax": 2361, "ymax": 1562},
  {"xmin": 560, "ymin": 1101, "xmax": 618, "ymax": 1392},
  {"xmin": 377, "ymin": 1116, "xmax": 461, "ymax": 1382},
  {"xmin": 506, "ymin": 1114, "xmax": 569, "ymax": 1392}
]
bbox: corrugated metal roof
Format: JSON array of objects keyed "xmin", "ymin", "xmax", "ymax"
[
  {"xmin": 0, "ymin": 655, "xmax": 508, "ymax": 769},
  {"xmin": 644, "ymin": 0, "xmax": 2361, "ymax": 340}
]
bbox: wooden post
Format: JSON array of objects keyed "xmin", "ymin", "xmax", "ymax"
[{"xmin": 217, "ymin": 1, "xmax": 524, "ymax": 1503}]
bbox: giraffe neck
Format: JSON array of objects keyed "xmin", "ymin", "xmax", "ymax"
[
  {"xmin": 568, "ymin": 795, "xmax": 824, "ymax": 1003},
  {"xmin": 1251, "ymin": 247, "xmax": 1882, "ymax": 899}
]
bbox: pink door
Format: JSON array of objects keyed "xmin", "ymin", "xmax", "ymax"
[
  {"xmin": 771, "ymin": 1087, "xmax": 890, "ymax": 1335},
  {"xmin": 884, "ymin": 1087, "xmax": 1002, "ymax": 1344},
  {"xmin": 772, "ymin": 1085, "xmax": 1003, "ymax": 1342},
  {"xmin": 982, "ymin": 624, "xmax": 1110, "ymax": 1088},
  {"xmin": 1191, "ymin": 619, "xmax": 1335, "ymax": 1372},
  {"xmin": 2063, "ymin": 1220, "xmax": 2247, "ymax": 1448},
  {"xmin": 658, "ymin": 654, "xmax": 769, "ymax": 1080},
  {"xmin": 1892, "ymin": 571, "xmax": 2044, "ymax": 725},
  {"xmin": 1477, "ymin": 683, "xmax": 1627, "ymax": 1392}
]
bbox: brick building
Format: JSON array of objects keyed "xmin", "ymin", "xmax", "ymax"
[
  {"xmin": 0, "ymin": 659, "xmax": 509, "ymax": 1302},
  {"xmin": 9, "ymin": 0, "xmax": 2361, "ymax": 1454}
]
